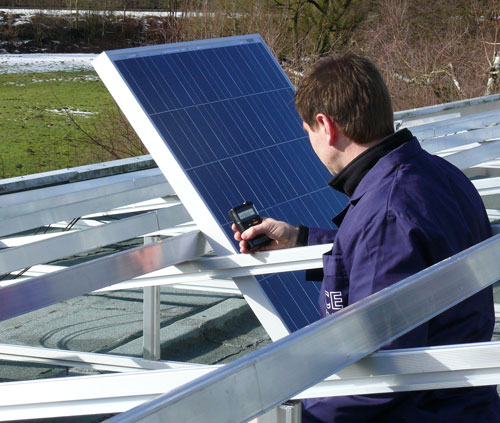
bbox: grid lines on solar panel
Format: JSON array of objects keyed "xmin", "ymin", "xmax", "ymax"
[{"xmin": 113, "ymin": 39, "xmax": 348, "ymax": 331}]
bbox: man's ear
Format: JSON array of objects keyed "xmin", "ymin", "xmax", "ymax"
[{"xmin": 314, "ymin": 114, "xmax": 337, "ymax": 146}]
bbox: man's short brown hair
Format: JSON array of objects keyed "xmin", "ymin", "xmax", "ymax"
[{"xmin": 295, "ymin": 53, "xmax": 394, "ymax": 144}]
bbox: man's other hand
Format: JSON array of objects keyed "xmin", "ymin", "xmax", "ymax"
[{"xmin": 232, "ymin": 217, "xmax": 299, "ymax": 254}]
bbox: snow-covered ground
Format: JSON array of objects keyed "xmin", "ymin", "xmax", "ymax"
[
  {"xmin": 0, "ymin": 8, "xmax": 214, "ymax": 19},
  {"xmin": 0, "ymin": 53, "xmax": 97, "ymax": 74}
]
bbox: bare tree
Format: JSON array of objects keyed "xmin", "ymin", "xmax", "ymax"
[
  {"xmin": 274, "ymin": 0, "xmax": 371, "ymax": 58},
  {"xmin": 486, "ymin": 53, "xmax": 500, "ymax": 95},
  {"xmin": 352, "ymin": 0, "xmax": 500, "ymax": 110}
]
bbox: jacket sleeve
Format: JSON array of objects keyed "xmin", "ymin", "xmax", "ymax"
[
  {"xmin": 308, "ymin": 227, "xmax": 338, "ymax": 245},
  {"xmin": 304, "ymin": 227, "xmax": 338, "ymax": 282}
]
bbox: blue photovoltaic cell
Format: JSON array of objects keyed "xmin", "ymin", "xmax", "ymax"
[{"xmin": 113, "ymin": 37, "xmax": 348, "ymax": 331}]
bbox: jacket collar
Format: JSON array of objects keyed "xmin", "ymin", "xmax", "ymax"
[
  {"xmin": 330, "ymin": 129, "xmax": 422, "ymax": 227},
  {"xmin": 329, "ymin": 129, "xmax": 414, "ymax": 198}
]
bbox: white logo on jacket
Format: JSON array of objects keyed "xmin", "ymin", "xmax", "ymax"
[{"xmin": 325, "ymin": 290, "xmax": 343, "ymax": 314}]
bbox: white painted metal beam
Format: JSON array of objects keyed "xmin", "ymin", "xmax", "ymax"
[
  {"xmin": 397, "ymin": 112, "xmax": 460, "ymax": 129},
  {"xmin": 297, "ymin": 341, "xmax": 500, "ymax": 398},
  {"xmin": 1, "ymin": 342, "xmax": 500, "ymax": 421},
  {"xmin": 411, "ymin": 109, "xmax": 500, "ymax": 140},
  {"xmin": 0, "ymin": 181, "xmax": 173, "ymax": 238},
  {"xmin": 103, "ymin": 232, "xmax": 500, "ymax": 423},
  {"xmin": 0, "ymin": 168, "xmax": 164, "ymax": 211},
  {"xmin": 443, "ymin": 140, "xmax": 500, "ymax": 170},
  {"xmin": 473, "ymin": 176, "xmax": 500, "ymax": 194},
  {"xmin": 0, "ymin": 230, "xmax": 208, "ymax": 321},
  {"xmin": 421, "ymin": 126, "xmax": 500, "ymax": 154},
  {"xmin": 0, "ymin": 204, "xmax": 190, "ymax": 274},
  {"xmin": 0, "ymin": 155, "xmax": 155, "ymax": 196},
  {"xmin": 97, "ymin": 244, "xmax": 330, "ymax": 292},
  {"xmin": 0, "ymin": 344, "xmax": 204, "ymax": 373},
  {"xmin": 394, "ymin": 94, "xmax": 500, "ymax": 122},
  {"xmin": 0, "ymin": 230, "xmax": 81, "ymax": 248},
  {"xmin": 83, "ymin": 196, "xmax": 179, "ymax": 217},
  {"xmin": 487, "ymin": 209, "xmax": 500, "ymax": 220}
]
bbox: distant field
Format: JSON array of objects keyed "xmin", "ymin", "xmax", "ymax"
[{"xmin": 0, "ymin": 71, "xmax": 116, "ymax": 178}]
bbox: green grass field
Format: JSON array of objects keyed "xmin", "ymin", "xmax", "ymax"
[{"xmin": 0, "ymin": 71, "xmax": 117, "ymax": 179}]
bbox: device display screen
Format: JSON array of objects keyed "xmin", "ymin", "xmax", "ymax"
[{"xmin": 237, "ymin": 207, "xmax": 256, "ymax": 220}]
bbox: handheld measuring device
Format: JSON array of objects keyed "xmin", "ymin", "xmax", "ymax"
[{"xmin": 229, "ymin": 201, "xmax": 272, "ymax": 252}]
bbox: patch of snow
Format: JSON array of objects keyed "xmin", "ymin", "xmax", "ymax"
[
  {"xmin": 2, "ymin": 81, "xmax": 25, "ymax": 86},
  {"xmin": 12, "ymin": 17, "xmax": 31, "ymax": 26},
  {"xmin": 0, "ymin": 53, "xmax": 97, "ymax": 74},
  {"xmin": 46, "ymin": 107, "xmax": 96, "ymax": 117},
  {"xmin": 29, "ymin": 74, "xmax": 99, "ymax": 82}
]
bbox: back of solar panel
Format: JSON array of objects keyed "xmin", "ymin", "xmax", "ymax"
[{"xmin": 93, "ymin": 34, "xmax": 348, "ymax": 340}]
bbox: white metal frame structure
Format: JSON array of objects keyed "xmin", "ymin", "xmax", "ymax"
[
  {"xmin": 0, "ymin": 83, "xmax": 499, "ymax": 421},
  {"xmin": 103, "ymin": 230, "xmax": 500, "ymax": 422}
]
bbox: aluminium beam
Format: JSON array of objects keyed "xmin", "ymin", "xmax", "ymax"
[
  {"xmin": 473, "ymin": 176, "xmax": 500, "ymax": 195},
  {"xmin": 0, "ymin": 230, "xmax": 208, "ymax": 321},
  {"xmin": 0, "ymin": 167, "xmax": 163, "ymax": 210},
  {"xmin": 487, "ymin": 209, "xmax": 500, "ymax": 221},
  {"xmin": 472, "ymin": 177, "xmax": 500, "ymax": 211},
  {"xmin": 397, "ymin": 112, "xmax": 460, "ymax": 129},
  {"xmin": 296, "ymin": 341, "xmax": 500, "ymax": 398},
  {"xmin": 0, "ymin": 365, "xmax": 215, "ymax": 421},
  {"xmin": 6, "ymin": 264, "xmax": 64, "ymax": 279},
  {"xmin": 168, "ymin": 279, "xmax": 240, "ymax": 295},
  {"xmin": 465, "ymin": 165, "xmax": 500, "ymax": 179},
  {"xmin": 472, "ymin": 178, "xmax": 500, "ymax": 212},
  {"xmin": 0, "ymin": 264, "xmax": 240, "ymax": 297},
  {"xmin": 410, "ymin": 109, "xmax": 500, "ymax": 140},
  {"xmin": 0, "ymin": 168, "xmax": 166, "ymax": 217},
  {"xmin": 420, "ymin": 126, "xmax": 500, "ymax": 154},
  {"xmin": 105, "ymin": 232, "xmax": 500, "ymax": 423},
  {"xmin": 0, "ymin": 155, "xmax": 155, "ymax": 196},
  {"xmin": 443, "ymin": 140, "xmax": 500, "ymax": 170},
  {"xmin": 0, "ymin": 179, "xmax": 173, "ymax": 238},
  {"xmin": 393, "ymin": 93, "xmax": 500, "ymax": 122},
  {"xmin": 0, "ymin": 230, "xmax": 80, "ymax": 248},
  {"xmin": 0, "ymin": 204, "xmax": 190, "ymax": 274},
  {"xmin": 83, "ymin": 196, "xmax": 179, "ymax": 217},
  {"xmin": 4, "ymin": 267, "xmax": 240, "ymax": 295},
  {"xmin": 97, "ymin": 244, "xmax": 330, "ymax": 292},
  {"xmin": 0, "ymin": 344, "xmax": 204, "ymax": 373},
  {"xmin": 1, "ymin": 342, "xmax": 500, "ymax": 421}
]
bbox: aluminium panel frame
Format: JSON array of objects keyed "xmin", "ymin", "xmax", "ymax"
[{"xmin": 93, "ymin": 35, "xmax": 291, "ymax": 340}]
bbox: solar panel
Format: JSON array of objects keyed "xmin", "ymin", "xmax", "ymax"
[{"xmin": 93, "ymin": 34, "xmax": 348, "ymax": 337}]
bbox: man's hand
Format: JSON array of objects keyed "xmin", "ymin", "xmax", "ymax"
[{"xmin": 232, "ymin": 217, "xmax": 299, "ymax": 254}]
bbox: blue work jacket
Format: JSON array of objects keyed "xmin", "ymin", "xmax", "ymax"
[{"xmin": 302, "ymin": 134, "xmax": 500, "ymax": 422}]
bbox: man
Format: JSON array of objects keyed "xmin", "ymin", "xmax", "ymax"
[{"xmin": 233, "ymin": 53, "xmax": 500, "ymax": 422}]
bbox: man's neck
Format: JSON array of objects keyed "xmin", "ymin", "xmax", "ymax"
[{"xmin": 335, "ymin": 137, "xmax": 380, "ymax": 174}]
